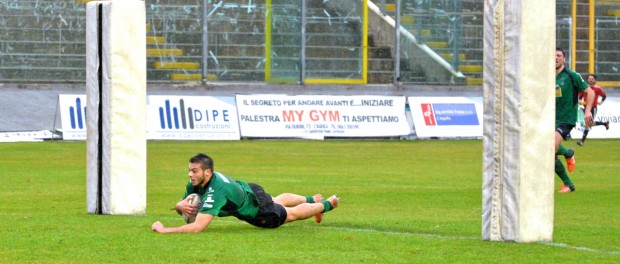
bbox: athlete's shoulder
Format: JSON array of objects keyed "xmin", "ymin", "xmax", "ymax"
[
  {"xmin": 592, "ymin": 85, "xmax": 605, "ymax": 93},
  {"xmin": 213, "ymin": 171, "xmax": 234, "ymax": 183},
  {"xmin": 566, "ymin": 69, "xmax": 583, "ymax": 80},
  {"xmin": 562, "ymin": 67, "xmax": 577, "ymax": 75},
  {"xmin": 564, "ymin": 69, "xmax": 588, "ymax": 89},
  {"xmin": 557, "ymin": 68, "xmax": 573, "ymax": 81}
]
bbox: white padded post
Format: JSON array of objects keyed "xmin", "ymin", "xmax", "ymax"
[
  {"xmin": 482, "ymin": 0, "xmax": 556, "ymax": 242},
  {"xmin": 86, "ymin": 0, "xmax": 146, "ymax": 215}
]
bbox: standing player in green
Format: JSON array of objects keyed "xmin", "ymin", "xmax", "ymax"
[
  {"xmin": 152, "ymin": 153, "xmax": 339, "ymax": 233},
  {"xmin": 554, "ymin": 47, "xmax": 594, "ymax": 193}
]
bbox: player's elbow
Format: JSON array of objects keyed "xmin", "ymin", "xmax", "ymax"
[
  {"xmin": 191, "ymin": 224, "xmax": 208, "ymax": 233},
  {"xmin": 190, "ymin": 214, "xmax": 212, "ymax": 232},
  {"xmin": 184, "ymin": 222, "xmax": 208, "ymax": 233}
]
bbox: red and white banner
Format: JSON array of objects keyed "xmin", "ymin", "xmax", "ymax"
[
  {"xmin": 408, "ymin": 97, "xmax": 483, "ymax": 138},
  {"xmin": 235, "ymin": 94, "xmax": 410, "ymax": 139}
]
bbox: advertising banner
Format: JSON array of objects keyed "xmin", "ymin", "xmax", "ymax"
[
  {"xmin": 59, "ymin": 95, "xmax": 240, "ymax": 140},
  {"xmin": 235, "ymin": 94, "xmax": 410, "ymax": 139},
  {"xmin": 0, "ymin": 130, "xmax": 57, "ymax": 142},
  {"xmin": 146, "ymin": 96, "xmax": 240, "ymax": 140},
  {"xmin": 58, "ymin": 94, "xmax": 88, "ymax": 140},
  {"xmin": 408, "ymin": 97, "xmax": 483, "ymax": 138},
  {"xmin": 57, "ymin": 94, "xmax": 620, "ymax": 141}
]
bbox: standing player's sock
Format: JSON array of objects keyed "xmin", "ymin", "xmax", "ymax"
[
  {"xmin": 555, "ymin": 158, "xmax": 574, "ymax": 187},
  {"xmin": 556, "ymin": 145, "xmax": 573, "ymax": 158}
]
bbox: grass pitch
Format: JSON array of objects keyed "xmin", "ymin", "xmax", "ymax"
[{"xmin": 0, "ymin": 139, "xmax": 618, "ymax": 263}]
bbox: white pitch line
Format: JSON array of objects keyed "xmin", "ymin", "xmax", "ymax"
[
  {"xmin": 153, "ymin": 216, "xmax": 620, "ymax": 256},
  {"xmin": 311, "ymin": 225, "xmax": 477, "ymax": 240},
  {"xmin": 303, "ymin": 225, "xmax": 620, "ymax": 256},
  {"xmin": 538, "ymin": 241, "xmax": 620, "ymax": 256}
]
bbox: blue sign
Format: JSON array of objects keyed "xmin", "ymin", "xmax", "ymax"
[{"xmin": 432, "ymin": 103, "xmax": 479, "ymax": 126}]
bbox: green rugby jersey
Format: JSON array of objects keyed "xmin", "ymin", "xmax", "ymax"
[
  {"xmin": 555, "ymin": 68, "xmax": 588, "ymax": 126},
  {"xmin": 183, "ymin": 171, "xmax": 259, "ymax": 220}
]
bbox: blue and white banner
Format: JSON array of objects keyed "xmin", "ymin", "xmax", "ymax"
[
  {"xmin": 408, "ymin": 97, "xmax": 483, "ymax": 138},
  {"xmin": 58, "ymin": 94, "xmax": 88, "ymax": 140},
  {"xmin": 146, "ymin": 96, "xmax": 240, "ymax": 140},
  {"xmin": 235, "ymin": 94, "xmax": 410, "ymax": 139},
  {"xmin": 59, "ymin": 95, "xmax": 240, "ymax": 140}
]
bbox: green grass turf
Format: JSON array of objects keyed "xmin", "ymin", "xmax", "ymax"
[{"xmin": 0, "ymin": 139, "xmax": 618, "ymax": 263}]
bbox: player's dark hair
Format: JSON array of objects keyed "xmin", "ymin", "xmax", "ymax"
[
  {"xmin": 588, "ymin": 73, "xmax": 597, "ymax": 80},
  {"xmin": 190, "ymin": 153, "xmax": 214, "ymax": 171},
  {"xmin": 556, "ymin": 47, "xmax": 565, "ymax": 57}
]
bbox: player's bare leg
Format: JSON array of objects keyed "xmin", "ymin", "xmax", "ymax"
[
  {"xmin": 284, "ymin": 203, "xmax": 325, "ymax": 223},
  {"xmin": 285, "ymin": 195, "xmax": 339, "ymax": 223},
  {"xmin": 285, "ymin": 195, "xmax": 340, "ymax": 223},
  {"xmin": 273, "ymin": 193, "xmax": 322, "ymax": 207}
]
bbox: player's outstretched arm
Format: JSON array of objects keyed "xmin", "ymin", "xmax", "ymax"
[{"xmin": 152, "ymin": 213, "xmax": 214, "ymax": 234}]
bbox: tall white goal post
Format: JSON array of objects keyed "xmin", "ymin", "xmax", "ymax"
[
  {"xmin": 481, "ymin": 0, "xmax": 556, "ymax": 242},
  {"xmin": 85, "ymin": 0, "xmax": 147, "ymax": 215}
]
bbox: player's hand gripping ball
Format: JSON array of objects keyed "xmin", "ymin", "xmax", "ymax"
[{"xmin": 182, "ymin": 193, "xmax": 203, "ymax": 224}]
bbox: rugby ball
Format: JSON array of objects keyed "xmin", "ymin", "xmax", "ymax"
[{"xmin": 182, "ymin": 193, "xmax": 203, "ymax": 224}]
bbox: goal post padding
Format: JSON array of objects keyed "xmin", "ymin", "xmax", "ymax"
[
  {"xmin": 86, "ymin": 0, "xmax": 147, "ymax": 215},
  {"xmin": 482, "ymin": 0, "xmax": 556, "ymax": 242}
]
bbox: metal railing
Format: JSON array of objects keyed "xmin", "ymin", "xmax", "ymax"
[{"xmin": 0, "ymin": 0, "xmax": 618, "ymax": 86}]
